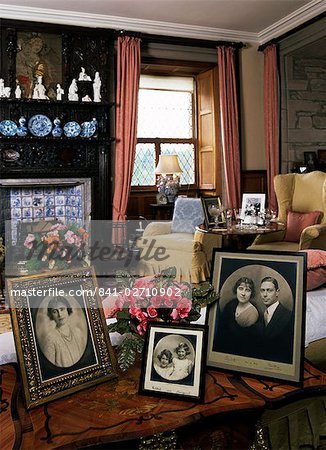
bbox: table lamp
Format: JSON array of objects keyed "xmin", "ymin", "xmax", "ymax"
[{"xmin": 155, "ymin": 154, "xmax": 183, "ymax": 203}]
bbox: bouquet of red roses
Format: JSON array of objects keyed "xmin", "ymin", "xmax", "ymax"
[{"xmin": 107, "ymin": 267, "xmax": 218, "ymax": 371}]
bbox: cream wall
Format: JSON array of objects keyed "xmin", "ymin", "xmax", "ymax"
[{"xmin": 239, "ymin": 43, "xmax": 265, "ymax": 170}]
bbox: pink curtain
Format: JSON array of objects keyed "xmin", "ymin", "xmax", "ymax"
[
  {"xmin": 112, "ymin": 36, "xmax": 141, "ymax": 221},
  {"xmin": 217, "ymin": 46, "xmax": 241, "ymax": 209},
  {"xmin": 263, "ymin": 44, "xmax": 279, "ymax": 211}
]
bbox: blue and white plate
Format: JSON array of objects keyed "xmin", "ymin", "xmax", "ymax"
[
  {"xmin": 28, "ymin": 114, "xmax": 52, "ymax": 137},
  {"xmin": 80, "ymin": 120, "xmax": 96, "ymax": 138},
  {"xmin": 0, "ymin": 120, "xmax": 18, "ymax": 137},
  {"xmin": 63, "ymin": 121, "xmax": 81, "ymax": 138}
]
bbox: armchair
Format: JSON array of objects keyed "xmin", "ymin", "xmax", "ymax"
[
  {"xmin": 248, "ymin": 171, "xmax": 326, "ymax": 251},
  {"xmin": 136, "ymin": 197, "xmax": 222, "ymax": 282}
]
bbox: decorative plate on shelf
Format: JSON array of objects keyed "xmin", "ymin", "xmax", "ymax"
[
  {"xmin": 63, "ymin": 121, "xmax": 81, "ymax": 138},
  {"xmin": 80, "ymin": 121, "xmax": 96, "ymax": 138},
  {"xmin": 0, "ymin": 120, "xmax": 18, "ymax": 137},
  {"xmin": 28, "ymin": 115, "xmax": 52, "ymax": 137}
]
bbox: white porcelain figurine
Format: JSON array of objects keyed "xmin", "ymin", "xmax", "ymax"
[
  {"xmin": 93, "ymin": 72, "xmax": 101, "ymax": 102},
  {"xmin": 0, "ymin": 78, "xmax": 11, "ymax": 98},
  {"xmin": 78, "ymin": 67, "xmax": 91, "ymax": 81},
  {"xmin": 68, "ymin": 79, "xmax": 78, "ymax": 101},
  {"xmin": 15, "ymin": 81, "xmax": 22, "ymax": 99},
  {"xmin": 56, "ymin": 83, "xmax": 64, "ymax": 101},
  {"xmin": 32, "ymin": 75, "xmax": 49, "ymax": 100}
]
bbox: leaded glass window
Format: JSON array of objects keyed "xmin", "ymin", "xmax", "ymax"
[{"xmin": 132, "ymin": 75, "xmax": 196, "ymax": 187}]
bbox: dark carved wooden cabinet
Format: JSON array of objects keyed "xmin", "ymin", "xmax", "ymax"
[{"xmin": 0, "ymin": 19, "xmax": 115, "ymax": 220}]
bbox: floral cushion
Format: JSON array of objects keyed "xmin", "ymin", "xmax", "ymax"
[{"xmin": 171, "ymin": 198, "xmax": 204, "ymax": 233}]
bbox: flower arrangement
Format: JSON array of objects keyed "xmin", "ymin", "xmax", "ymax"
[
  {"xmin": 23, "ymin": 222, "xmax": 89, "ymax": 272},
  {"xmin": 107, "ymin": 267, "xmax": 218, "ymax": 371}
]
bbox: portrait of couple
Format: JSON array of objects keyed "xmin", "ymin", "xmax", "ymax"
[{"xmin": 213, "ymin": 270, "xmax": 295, "ymax": 364}]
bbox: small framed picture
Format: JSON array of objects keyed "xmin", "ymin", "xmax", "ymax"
[
  {"xmin": 318, "ymin": 150, "xmax": 326, "ymax": 164},
  {"xmin": 201, "ymin": 196, "xmax": 225, "ymax": 228},
  {"xmin": 240, "ymin": 193, "xmax": 265, "ymax": 224},
  {"xmin": 140, "ymin": 323, "xmax": 207, "ymax": 402},
  {"xmin": 156, "ymin": 193, "xmax": 168, "ymax": 204},
  {"xmin": 304, "ymin": 151, "xmax": 317, "ymax": 170},
  {"xmin": 207, "ymin": 249, "xmax": 306, "ymax": 384},
  {"xmin": 7, "ymin": 267, "xmax": 118, "ymax": 409}
]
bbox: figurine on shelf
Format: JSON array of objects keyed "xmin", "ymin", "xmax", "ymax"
[
  {"xmin": 0, "ymin": 79, "xmax": 11, "ymax": 98},
  {"xmin": 52, "ymin": 117, "xmax": 63, "ymax": 137},
  {"xmin": 93, "ymin": 72, "xmax": 101, "ymax": 102},
  {"xmin": 15, "ymin": 81, "xmax": 22, "ymax": 99},
  {"xmin": 78, "ymin": 67, "xmax": 91, "ymax": 81},
  {"xmin": 56, "ymin": 83, "xmax": 64, "ymax": 101},
  {"xmin": 32, "ymin": 75, "xmax": 49, "ymax": 100},
  {"xmin": 68, "ymin": 79, "xmax": 78, "ymax": 101},
  {"xmin": 82, "ymin": 95, "xmax": 92, "ymax": 102},
  {"xmin": 17, "ymin": 116, "xmax": 28, "ymax": 137},
  {"xmin": 0, "ymin": 79, "xmax": 4, "ymax": 96}
]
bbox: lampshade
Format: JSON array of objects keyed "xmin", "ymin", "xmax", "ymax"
[{"xmin": 154, "ymin": 154, "xmax": 182, "ymax": 175}]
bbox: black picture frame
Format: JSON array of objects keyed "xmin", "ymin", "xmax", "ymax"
[
  {"xmin": 207, "ymin": 249, "xmax": 306, "ymax": 384},
  {"xmin": 318, "ymin": 150, "xmax": 326, "ymax": 165},
  {"xmin": 201, "ymin": 196, "xmax": 225, "ymax": 228},
  {"xmin": 140, "ymin": 322, "xmax": 207, "ymax": 402},
  {"xmin": 7, "ymin": 267, "xmax": 118, "ymax": 409},
  {"xmin": 304, "ymin": 151, "xmax": 317, "ymax": 170}
]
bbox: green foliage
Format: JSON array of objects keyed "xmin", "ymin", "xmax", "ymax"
[{"xmin": 117, "ymin": 334, "xmax": 145, "ymax": 372}]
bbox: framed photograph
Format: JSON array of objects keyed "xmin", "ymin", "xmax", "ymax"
[
  {"xmin": 240, "ymin": 193, "xmax": 265, "ymax": 224},
  {"xmin": 207, "ymin": 250, "xmax": 306, "ymax": 384},
  {"xmin": 140, "ymin": 323, "xmax": 207, "ymax": 402},
  {"xmin": 16, "ymin": 31, "xmax": 62, "ymax": 100},
  {"xmin": 156, "ymin": 193, "xmax": 168, "ymax": 204},
  {"xmin": 304, "ymin": 151, "xmax": 317, "ymax": 170},
  {"xmin": 201, "ymin": 196, "xmax": 225, "ymax": 228},
  {"xmin": 7, "ymin": 267, "xmax": 118, "ymax": 409},
  {"xmin": 318, "ymin": 150, "xmax": 326, "ymax": 164}
]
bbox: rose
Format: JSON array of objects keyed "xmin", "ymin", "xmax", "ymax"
[
  {"xmin": 64, "ymin": 230, "xmax": 76, "ymax": 244},
  {"xmin": 51, "ymin": 223, "xmax": 67, "ymax": 231},
  {"xmin": 129, "ymin": 307, "xmax": 148, "ymax": 323},
  {"xmin": 170, "ymin": 297, "xmax": 192, "ymax": 320},
  {"xmin": 24, "ymin": 233, "xmax": 35, "ymax": 249},
  {"xmin": 147, "ymin": 306, "xmax": 158, "ymax": 319},
  {"xmin": 137, "ymin": 320, "xmax": 148, "ymax": 336}
]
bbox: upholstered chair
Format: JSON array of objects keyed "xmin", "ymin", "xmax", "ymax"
[
  {"xmin": 136, "ymin": 197, "xmax": 222, "ymax": 282},
  {"xmin": 248, "ymin": 171, "xmax": 326, "ymax": 251}
]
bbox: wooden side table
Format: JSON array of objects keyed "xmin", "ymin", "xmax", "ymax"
[
  {"xmin": 1, "ymin": 359, "xmax": 325, "ymax": 450},
  {"xmin": 196, "ymin": 222, "xmax": 285, "ymax": 250},
  {"xmin": 150, "ymin": 203, "xmax": 174, "ymax": 220}
]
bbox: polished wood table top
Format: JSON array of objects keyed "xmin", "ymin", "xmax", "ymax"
[
  {"xmin": 1, "ymin": 360, "xmax": 325, "ymax": 450},
  {"xmin": 196, "ymin": 221, "xmax": 285, "ymax": 237},
  {"xmin": 196, "ymin": 222, "xmax": 285, "ymax": 250}
]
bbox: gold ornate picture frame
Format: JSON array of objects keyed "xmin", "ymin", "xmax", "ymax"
[{"xmin": 7, "ymin": 267, "xmax": 118, "ymax": 409}]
